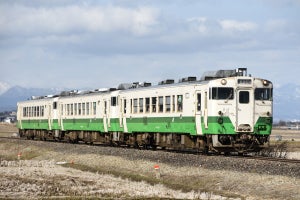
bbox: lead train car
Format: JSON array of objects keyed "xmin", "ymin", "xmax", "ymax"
[{"xmin": 17, "ymin": 68, "xmax": 273, "ymax": 153}]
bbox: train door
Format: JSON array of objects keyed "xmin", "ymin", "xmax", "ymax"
[
  {"xmin": 236, "ymin": 89, "xmax": 254, "ymax": 132},
  {"xmin": 103, "ymin": 100, "xmax": 108, "ymax": 132},
  {"xmin": 122, "ymin": 98, "xmax": 128, "ymax": 132},
  {"xmin": 195, "ymin": 91, "xmax": 203, "ymax": 135},
  {"xmin": 48, "ymin": 103, "xmax": 52, "ymax": 130}
]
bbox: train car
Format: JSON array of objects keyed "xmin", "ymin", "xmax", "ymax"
[{"xmin": 17, "ymin": 68, "xmax": 273, "ymax": 153}]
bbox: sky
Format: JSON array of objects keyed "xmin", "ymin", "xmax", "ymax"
[{"xmin": 0, "ymin": 0, "xmax": 300, "ymax": 91}]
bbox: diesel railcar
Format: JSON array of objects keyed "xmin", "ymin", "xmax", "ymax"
[{"xmin": 17, "ymin": 68, "xmax": 273, "ymax": 153}]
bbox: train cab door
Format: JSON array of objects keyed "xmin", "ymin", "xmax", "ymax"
[
  {"xmin": 195, "ymin": 91, "xmax": 203, "ymax": 135},
  {"xmin": 236, "ymin": 89, "xmax": 254, "ymax": 132}
]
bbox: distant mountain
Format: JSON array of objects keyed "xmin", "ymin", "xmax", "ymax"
[
  {"xmin": 0, "ymin": 82, "xmax": 10, "ymax": 95},
  {"xmin": 273, "ymin": 83, "xmax": 300, "ymax": 121},
  {"xmin": 0, "ymin": 84, "xmax": 299, "ymax": 121},
  {"xmin": 0, "ymin": 86, "xmax": 63, "ymax": 112}
]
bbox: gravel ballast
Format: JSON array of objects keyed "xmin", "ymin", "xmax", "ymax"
[{"xmin": 1, "ymin": 138, "xmax": 299, "ymax": 200}]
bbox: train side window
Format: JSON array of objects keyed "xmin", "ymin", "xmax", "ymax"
[
  {"xmin": 239, "ymin": 91, "xmax": 249, "ymax": 104},
  {"xmin": 74, "ymin": 103, "xmax": 77, "ymax": 115},
  {"xmin": 211, "ymin": 87, "xmax": 234, "ymax": 100},
  {"xmin": 111, "ymin": 97, "xmax": 117, "ymax": 106},
  {"xmin": 70, "ymin": 104, "xmax": 73, "ymax": 115},
  {"xmin": 159, "ymin": 96, "xmax": 164, "ymax": 112},
  {"xmin": 36, "ymin": 106, "xmax": 40, "ymax": 117},
  {"xmin": 197, "ymin": 93, "xmax": 201, "ymax": 111},
  {"xmin": 123, "ymin": 99, "xmax": 127, "ymax": 113},
  {"xmin": 104, "ymin": 101, "xmax": 107, "ymax": 114},
  {"xmin": 172, "ymin": 95, "xmax": 175, "ymax": 112},
  {"xmin": 133, "ymin": 99, "xmax": 138, "ymax": 113},
  {"xmin": 130, "ymin": 99, "xmax": 133, "ymax": 114},
  {"xmin": 82, "ymin": 103, "xmax": 85, "ymax": 115},
  {"xmin": 41, "ymin": 106, "xmax": 44, "ymax": 117},
  {"xmin": 86, "ymin": 102, "xmax": 90, "ymax": 115},
  {"xmin": 165, "ymin": 96, "xmax": 171, "ymax": 112},
  {"xmin": 93, "ymin": 102, "xmax": 96, "ymax": 115},
  {"xmin": 53, "ymin": 102, "xmax": 57, "ymax": 109},
  {"xmin": 151, "ymin": 97, "xmax": 157, "ymax": 113},
  {"xmin": 145, "ymin": 98, "xmax": 150, "ymax": 113},
  {"xmin": 78, "ymin": 103, "xmax": 81, "ymax": 115},
  {"xmin": 139, "ymin": 98, "xmax": 143, "ymax": 113},
  {"xmin": 67, "ymin": 104, "xmax": 70, "ymax": 115},
  {"xmin": 177, "ymin": 95, "xmax": 183, "ymax": 112},
  {"xmin": 34, "ymin": 107, "xmax": 36, "ymax": 117}
]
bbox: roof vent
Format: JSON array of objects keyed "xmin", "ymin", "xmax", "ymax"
[
  {"xmin": 158, "ymin": 79, "xmax": 175, "ymax": 85},
  {"xmin": 179, "ymin": 76, "xmax": 197, "ymax": 83}
]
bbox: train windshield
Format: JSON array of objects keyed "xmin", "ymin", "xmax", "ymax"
[
  {"xmin": 255, "ymin": 88, "xmax": 273, "ymax": 101},
  {"xmin": 210, "ymin": 87, "xmax": 234, "ymax": 100}
]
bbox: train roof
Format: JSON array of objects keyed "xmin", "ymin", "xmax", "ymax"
[{"xmin": 21, "ymin": 68, "xmax": 253, "ymax": 101}]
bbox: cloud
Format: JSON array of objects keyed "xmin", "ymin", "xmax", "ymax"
[
  {"xmin": 0, "ymin": 4, "xmax": 159, "ymax": 37},
  {"xmin": 219, "ymin": 20, "xmax": 257, "ymax": 32}
]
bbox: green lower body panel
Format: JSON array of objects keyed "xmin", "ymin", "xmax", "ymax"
[{"xmin": 126, "ymin": 116, "xmax": 196, "ymax": 134}]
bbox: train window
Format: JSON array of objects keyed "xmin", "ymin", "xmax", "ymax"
[
  {"xmin": 145, "ymin": 98, "xmax": 150, "ymax": 113},
  {"xmin": 82, "ymin": 103, "xmax": 85, "ymax": 115},
  {"xmin": 123, "ymin": 99, "xmax": 127, "ymax": 113},
  {"xmin": 37, "ymin": 106, "xmax": 40, "ymax": 117},
  {"xmin": 86, "ymin": 102, "xmax": 90, "ymax": 115},
  {"xmin": 41, "ymin": 106, "xmax": 44, "ymax": 117},
  {"xmin": 197, "ymin": 93, "xmax": 201, "ymax": 111},
  {"xmin": 93, "ymin": 102, "xmax": 96, "ymax": 115},
  {"xmin": 239, "ymin": 91, "xmax": 249, "ymax": 104},
  {"xmin": 172, "ymin": 95, "xmax": 175, "ymax": 112},
  {"xmin": 255, "ymin": 88, "xmax": 273, "ymax": 101},
  {"xmin": 34, "ymin": 107, "xmax": 36, "ymax": 117},
  {"xmin": 104, "ymin": 101, "xmax": 107, "ymax": 114},
  {"xmin": 165, "ymin": 96, "xmax": 171, "ymax": 112},
  {"xmin": 159, "ymin": 96, "xmax": 164, "ymax": 112},
  {"xmin": 78, "ymin": 103, "xmax": 81, "ymax": 115},
  {"xmin": 67, "ymin": 104, "xmax": 70, "ymax": 115},
  {"xmin": 151, "ymin": 97, "xmax": 157, "ymax": 113},
  {"xmin": 133, "ymin": 99, "xmax": 138, "ymax": 113},
  {"xmin": 74, "ymin": 103, "xmax": 77, "ymax": 115},
  {"xmin": 23, "ymin": 107, "xmax": 26, "ymax": 117},
  {"xmin": 211, "ymin": 87, "xmax": 234, "ymax": 100},
  {"xmin": 71, "ymin": 104, "xmax": 74, "ymax": 115},
  {"xmin": 111, "ymin": 97, "xmax": 117, "ymax": 106},
  {"xmin": 177, "ymin": 95, "xmax": 183, "ymax": 112},
  {"xmin": 53, "ymin": 102, "xmax": 57, "ymax": 110},
  {"xmin": 130, "ymin": 99, "xmax": 133, "ymax": 114},
  {"xmin": 139, "ymin": 98, "xmax": 143, "ymax": 113}
]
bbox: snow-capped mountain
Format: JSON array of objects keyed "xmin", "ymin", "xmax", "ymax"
[
  {"xmin": 0, "ymin": 82, "xmax": 10, "ymax": 95},
  {"xmin": 0, "ymin": 86, "xmax": 64, "ymax": 112}
]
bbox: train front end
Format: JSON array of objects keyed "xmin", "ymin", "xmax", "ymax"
[{"xmin": 206, "ymin": 68, "xmax": 273, "ymax": 153}]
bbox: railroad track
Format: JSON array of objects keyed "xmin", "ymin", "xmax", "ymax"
[
  {"xmin": 244, "ymin": 155, "xmax": 300, "ymax": 164},
  {"xmin": 1, "ymin": 136, "xmax": 300, "ymax": 164}
]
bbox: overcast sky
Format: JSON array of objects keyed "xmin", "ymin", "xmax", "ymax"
[{"xmin": 1, "ymin": 0, "xmax": 300, "ymax": 91}]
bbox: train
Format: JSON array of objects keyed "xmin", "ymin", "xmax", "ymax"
[{"xmin": 17, "ymin": 68, "xmax": 273, "ymax": 153}]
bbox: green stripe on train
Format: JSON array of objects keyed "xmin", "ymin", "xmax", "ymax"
[{"xmin": 17, "ymin": 116, "xmax": 272, "ymax": 135}]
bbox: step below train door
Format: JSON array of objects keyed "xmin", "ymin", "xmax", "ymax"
[{"xmin": 195, "ymin": 91, "xmax": 203, "ymax": 135}]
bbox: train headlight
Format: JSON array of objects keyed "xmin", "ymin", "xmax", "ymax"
[
  {"xmin": 263, "ymin": 80, "xmax": 269, "ymax": 86},
  {"xmin": 221, "ymin": 79, "xmax": 227, "ymax": 85}
]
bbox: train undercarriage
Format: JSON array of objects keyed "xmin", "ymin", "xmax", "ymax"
[{"xmin": 19, "ymin": 129, "xmax": 269, "ymax": 153}]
